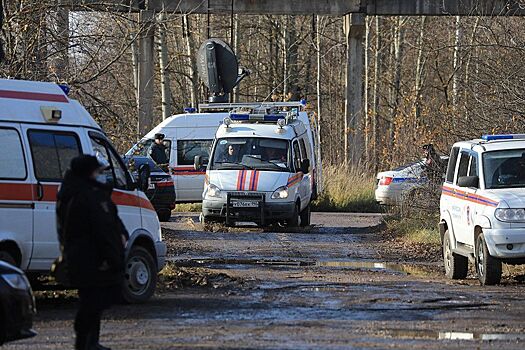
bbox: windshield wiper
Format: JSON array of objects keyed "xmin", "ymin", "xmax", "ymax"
[
  {"xmin": 213, "ymin": 161, "xmax": 254, "ymax": 170},
  {"xmin": 242, "ymin": 155, "xmax": 288, "ymax": 171}
]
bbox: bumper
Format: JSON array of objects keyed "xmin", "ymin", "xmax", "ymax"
[
  {"xmin": 155, "ymin": 241, "xmax": 167, "ymax": 271},
  {"xmin": 375, "ymin": 187, "xmax": 401, "ymax": 205},
  {"xmin": 203, "ymin": 199, "xmax": 296, "ymax": 224},
  {"xmin": 147, "ymin": 186, "xmax": 176, "ymax": 212},
  {"xmin": 484, "ymin": 228, "xmax": 525, "ymax": 258},
  {"xmin": 1, "ymin": 289, "xmax": 36, "ymax": 344}
]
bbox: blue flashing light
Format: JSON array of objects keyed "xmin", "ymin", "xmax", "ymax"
[
  {"xmin": 230, "ymin": 113, "xmax": 250, "ymax": 121},
  {"xmin": 58, "ymin": 84, "xmax": 70, "ymax": 96},
  {"xmin": 300, "ymin": 98, "xmax": 307, "ymax": 106},
  {"xmin": 184, "ymin": 107, "xmax": 196, "ymax": 113},
  {"xmin": 482, "ymin": 134, "xmax": 514, "ymax": 141},
  {"xmin": 263, "ymin": 114, "xmax": 285, "ymax": 122}
]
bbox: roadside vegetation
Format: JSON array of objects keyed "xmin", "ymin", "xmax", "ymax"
[
  {"xmin": 312, "ymin": 165, "xmax": 381, "ymax": 213},
  {"xmin": 174, "ymin": 203, "xmax": 202, "ymax": 212}
]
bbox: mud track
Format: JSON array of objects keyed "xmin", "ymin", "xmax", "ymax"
[{"xmin": 6, "ymin": 212, "xmax": 525, "ymax": 349}]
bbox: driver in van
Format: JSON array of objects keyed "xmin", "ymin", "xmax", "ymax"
[
  {"xmin": 149, "ymin": 133, "xmax": 169, "ymax": 165},
  {"xmin": 265, "ymin": 147, "xmax": 287, "ymax": 163}
]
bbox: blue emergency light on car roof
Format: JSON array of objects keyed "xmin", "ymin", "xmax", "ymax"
[
  {"xmin": 482, "ymin": 134, "xmax": 525, "ymax": 141},
  {"xmin": 184, "ymin": 107, "xmax": 196, "ymax": 113},
  {"xmin": 229, "ymin": 113, "xmax": 286, "ymax": 122},
  {"xmin": 58, "ymin": 84, "xmax": 70, "ymax": 96}
]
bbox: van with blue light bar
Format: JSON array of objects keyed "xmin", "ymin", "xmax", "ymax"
[
  {"xmin": 199, "ymin": 102, "xmax": 321, "ymax": 228},
  {"xmin": 440, "ymin": 133, "xmax": 525, "ymax": 286}
]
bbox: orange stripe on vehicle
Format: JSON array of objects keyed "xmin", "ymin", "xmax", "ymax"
[
  {"xmin": 442, "ymin": 186, "xmax": 498, "ymax": 207},
  {"xmin": 253, "ymin": 170, "xmax": 260, "ymax": 191},
  {"xmin": 236, "ymin": 170, "xmax": 243, "ymax": 190}
]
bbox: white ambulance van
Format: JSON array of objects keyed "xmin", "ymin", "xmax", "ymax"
[
  {"xmin": 0, "ymin": 79, "xmax": 166, "ymax": 303},
  {"xmin": 125, "ymin": 109, "xmax": 225, "ymax": 203},
  {"xmin": 199, "ymin": 102, "xmax": 319, "ymax": 227}
]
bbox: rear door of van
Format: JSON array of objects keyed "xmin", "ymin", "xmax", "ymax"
[
  {"xmin": 23, "ymin": 125, "xmax": 83, "ymax": 270},
  {"xmin": 0, "ymin": 123, "xmax": 34, "ymax": 268}
]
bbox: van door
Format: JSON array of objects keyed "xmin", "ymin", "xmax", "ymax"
[
  {"xmin": 88, "ymin": 132, "xmax": 142, "ymax": 234},
  {"xmin": 0, "ymin": 125, "xmax": 34, "ymax": 268},
  {"xmin": 455, "ymin": 150, "xmax": 479, "ymax": 247},
  {"xmin": 298, "ymin": 137, "xmax": 312, "ymax": 206},
  {"xmin": 25, "ymin": 128, "xmax": 82, "ymax": 270},
  {"xmin": 174, "ymin": 139, "xmax": 213, "ymax": 202}
]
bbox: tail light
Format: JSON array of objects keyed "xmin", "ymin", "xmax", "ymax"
[{"xmin": 379, "ymin": 176, "xmax": 393, "ymax": 186}]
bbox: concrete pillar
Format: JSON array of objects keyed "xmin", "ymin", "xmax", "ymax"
[
  {"xmin": 137, "ymin": 10, "xmax": 156, "ymax": 137},
  {"xmin": 343, "ymin": 13, "xmax": 365, "ymax": 165}
]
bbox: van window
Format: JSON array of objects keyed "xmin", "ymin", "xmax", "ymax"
[
  {"xmin": 456, "ymin": 152, "xmax": 470, "ymax": 181},
  {"xmin": 90, "ymin": 136, "xmax": 128, "ymax": 190},
  {"xmin": 0, "ymin": 128, "xmax": 27, "ymax": 180},
  {"xmin": 299, "ymin": 138, "xmax": 309, "ymax": 161},
  {"xmin": 468, "ymin": 156, "xmax": 478, "ymax": 177},
  {"xmin": 28, "ymin": 130, "xmax": 82, "ymax": 182},
  {"xmin": 446, "ymin": 147, "xmax": 460, "ymax": 183},
  {"xmin": 128, "ymin": 138, "xmax": 172, "ymax": 162},
  {"xmin": 177, "ymin": 140, "xmax": 213, "ymax": 166},
  {"xmin": 292, "ymin": 141, "xmax": 301, "ymax": 171}
]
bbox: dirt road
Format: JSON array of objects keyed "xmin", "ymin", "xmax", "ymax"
[{"xmin": 6, "ymin": 213, "xmax": 525, "ymax": 349}]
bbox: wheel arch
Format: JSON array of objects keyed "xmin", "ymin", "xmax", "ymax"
[
  {"xmin": 126, "ymin": 230, "xmax": 157, "ymax": 269},
  {"xmin": 0, "ymin": 240, "xmax": 22, "ymax": 267}
]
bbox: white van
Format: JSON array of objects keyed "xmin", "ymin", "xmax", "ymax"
[
  {"xmin": 125, "ymin": 110, "xmax": 225, "ymax": 202},
  {"xmin": 200, "ymin": 102, "xmax": 320, "ymax": 227},
  {"xmin": 0, "ymin": 79, "xmax": 166, "ymax": 303}
]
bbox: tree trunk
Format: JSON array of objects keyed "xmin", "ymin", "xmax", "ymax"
[
  {"xmin": 371, "ymin": 17, "xmax": 382, "ymax": 173},
  {"xmin": 414, "ymin": 16, "xmax": 426, "ymax": 127},
  {"xmin": 183, "ymin": 14, "xmax": 199, "ymax": 107},
  {"xmin": 452, "ymin": 15, "xmax": 462, "ymax": 108},
  {"xmin": 389, "ymin": 17, "xmax": 405, "ymax": 150},
  {"xmin": 364, "ymin": 16, "xmax": 371, "ymax": 165},
  {"xmin": 316, "ymin": 15, "xmax": 323, "ymax": 191},
  {"xmin": 157, "ymin": 12, "xmax": 171, "ymax": 120}
]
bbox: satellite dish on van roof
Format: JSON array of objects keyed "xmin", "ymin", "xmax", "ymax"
[{"xmin": 197, "ymin": 38, "xmax": 250, "ymax": 103}]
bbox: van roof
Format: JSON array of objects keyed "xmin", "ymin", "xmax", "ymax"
[
  {"xmin": 0, "ymin": 79, "xmax": 101, "ymax": 130},
  {"xmin": 144, "ymin": 112, "xmax": 228, "ymax": 139},
  {"xmin": 215, "ymin": 118, "xmax": 306, "ymax": 140}
]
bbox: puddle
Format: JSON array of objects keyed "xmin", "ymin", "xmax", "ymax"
[
  {"xmin": 387, "ymin": 329, "xmax": 524, "ymax": 341},
  {"xmin": 169, "ymin": 258, "xmax": 437, "ymax": 277}
]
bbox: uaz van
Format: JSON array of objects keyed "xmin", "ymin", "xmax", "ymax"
[
  {"xmin": 199, "ymin": 102, "xmax": 319, "ymax": 227},
  {"xmin": 0, "ymin": 79, "xmax": 165, "ymax": 303}
]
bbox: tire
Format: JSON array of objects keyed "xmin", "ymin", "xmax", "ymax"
[
  {"xmin": 299, "ymin": 203, "xmax": 311, "ymax": 227},
  {"xmin": 157, "ymin": 210, "xmax": 171, "ymax": 222},
  {"xmin": 286, "ymin": 203, "xmax": 300, "ymax": 227},
  {"xmin": 476, "ymin": 233, "xmax": 502, "ymax": 285},
  {"xmin": 122, "ymin": 246, "xmax": 157, "ymax": 304},
  {"xmin": 0, "ymin": 250, "xmax": 17, "ymax": 267},
  {"xmin": 443, "ymin": 230, "xmax": 468, "ymax": 279}
]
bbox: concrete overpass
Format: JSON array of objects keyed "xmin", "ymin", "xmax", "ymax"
[{"xmin": 66, "ymin": 0, "xmax": 525, "ymax": 163}]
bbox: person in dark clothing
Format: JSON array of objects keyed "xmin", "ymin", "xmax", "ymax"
[
  {"xmin": 149, "ymin": 133, "xmax": 169, "ymax": 165},
  {"xmin": 56, "ymin": 155, "xmax": 129, "ymax": 350}
]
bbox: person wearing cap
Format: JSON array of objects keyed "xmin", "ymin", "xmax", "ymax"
[
  {"xmin": 149, "ymin": 133, "xmax": 169, "ymax": 165},
  {"xmin": 56, "ymin": 155, "xmax": 129, "ymax": 350}
]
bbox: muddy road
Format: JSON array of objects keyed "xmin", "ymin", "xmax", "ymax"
[{"xmin": 6, "ymin": 213, "xmax": 525, "ymax": 349}]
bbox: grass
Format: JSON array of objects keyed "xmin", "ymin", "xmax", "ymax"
[
  {"xmin": 385, "ymin": 215, "xmax": 441, "ymax": 245},
  {"xmin": 312, "ymin": 165, "xmax": 381, "ymax": 213},
  {"xmin": 174, "ymin": 203, "xmax": 202, "ymax": 212}
]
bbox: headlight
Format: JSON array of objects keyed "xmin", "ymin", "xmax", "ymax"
[
  {"xmin": 2, "ymin": 273, "xmax": 30, "ymax": 290},
  {"xmin": 271, "ymin": 186, "xmax": 289, "ymax": 199},
  {"xmin": 495, "ymin": 208, "xmax": 525, "ymax": 222},
  {"xmin": 206, "ymin": 184, "xmax": 222, "ymax": 198}
]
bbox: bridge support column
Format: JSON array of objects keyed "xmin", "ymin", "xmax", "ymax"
[
  {"xmin": 343, "ymin": 13, "xmax": 365, "ymax": 165},
  {"xmin": 137, "ymin": 10, "xmax": 155, "ymax": 137}
]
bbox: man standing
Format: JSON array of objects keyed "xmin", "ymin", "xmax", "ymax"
[
  {"xmin": 56, "ymin": 155, "xmax": 128, "ymax": 350},
  {"xmin": 149, "ymin": 133, "xmax": 169, "ymax": 165}
]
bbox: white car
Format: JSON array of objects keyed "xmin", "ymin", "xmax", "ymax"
[
  {"xmin": 0, "ymin": 79, "xmax": 165, "ymax": 303},
  {"xmin": 200, "ymin": 102, "xmax": 320, "ymax": 227},
  {"xmin": 440, "ymin": 134, "xmax": 525, "ymax": 285}
]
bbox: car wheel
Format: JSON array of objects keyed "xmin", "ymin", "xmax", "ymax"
[
  {"xmin": 299, "ymin": 203, "xmax": 311, "ymax": 227},
  {"xmin": 0, "ymin": 250, "xmax": 17, "ymax": 267},
  {"xmin": 157, "ymin": 210, "xmax": 171, "ymax": 222},
  {"xmin": 122, "ymin": 246, "xmax": 157, "ymax": 304},
  {"xmin": 476, "ymin": 233, "xmax": 502, "ymax": 285},
  {"xmin": 286, "ymin": 203, "xmax": 300, "ymax": 227},
  {"xmin": 443, "ymin": 230, "xmax": 468, "ymax": 279}
]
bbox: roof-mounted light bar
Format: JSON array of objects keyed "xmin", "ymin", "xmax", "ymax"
[
  {"xmin": 481, "ymin": 134, "xmax": 525, "ymax": 141},
  {"xmin": 229, "ymin": 113, "xmax": 288, "ymax": 123}
]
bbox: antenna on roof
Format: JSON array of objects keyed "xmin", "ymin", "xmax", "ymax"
[{"xmin": 197, "ymin": 38, "xmax": 250, "ymax": 103}]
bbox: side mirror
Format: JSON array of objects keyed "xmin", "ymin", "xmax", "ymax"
[
  {"xmin": 137, "ymin": 164, "xmax": 151, "ymax": 192},
  {"xmin": 300, "ymin": 159, "xmax": 310, "ymax": 174},
  {"xmin": 194, "ymin": 155, "xmax": 202, "ymax": 171},
  {"xmin": 457, "ymin": 176, "xmax": 479, "ymax": 188}
]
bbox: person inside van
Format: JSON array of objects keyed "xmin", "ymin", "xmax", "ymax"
[
  {"xmin": 265, "ymin": 147, "xmax": 287, "ymax": 163},
  {"xmin": 220, "ymin": 144, "xmax": 237, "ymax": 163},
  {"xmin": 56, "ymin": 155, "xmax": 129, "ymax": 350},
  {"xmin": 149, "ymin": 133, "xmax": 169, "ymax": 165}
]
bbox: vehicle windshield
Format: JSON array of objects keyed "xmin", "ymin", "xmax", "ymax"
[
  {"xmin": 483, "ymin": 149, "xmax": 525, "ymax": 189},
  {"xmin": 210, "ymin": 137, "xmax": 290, "ymax": 172}
]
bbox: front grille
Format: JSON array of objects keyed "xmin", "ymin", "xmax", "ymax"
[{"xmin": 227, "ymin": 191, "xmax": 264, "ymax": 199}]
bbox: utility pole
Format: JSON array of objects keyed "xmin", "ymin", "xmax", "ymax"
[
  {"xmin": 156, "ymin": 11, "xmax": 171, "ymax": 120},
  {"xmin": 343, "ymin": 13, "xmax": 365, "ymax": 166},
  {"xmin": 137, "ymin": 10, "xmax": 155, "ymax": 138}
]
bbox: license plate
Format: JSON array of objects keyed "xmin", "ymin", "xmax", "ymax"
[{"xmin": 232, "ymin": 200, "xmax": 259, "ymax": 208}]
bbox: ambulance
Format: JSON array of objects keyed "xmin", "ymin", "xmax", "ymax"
[
  {"xmin": 440, "ymin": 134, "xmax": 525, "ymax": 285},
  {"xmin": 0, "ymin": 79, "xmax": 166, "ymax": 303},
  {"xmin": 199, "ymin": 102, "xmax": 320, "ymax": 227}
]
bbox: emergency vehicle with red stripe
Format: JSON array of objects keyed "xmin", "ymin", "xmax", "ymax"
[
  {"xmin": 440, "ymin": 134, "xmax": 525, "ymax": 285},
  {"xmin": 0, "ymin": 79, "xmax": 166, "ymax": 303},
  {"xmin": 199, "ymin": 102, "xmax": 320, "ymax": 227}
]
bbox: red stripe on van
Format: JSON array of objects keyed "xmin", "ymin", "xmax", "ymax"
[
  {"xmin": 0, "ymin": 90, "xmax": 69, "ymax": 103},
  {"xmin": 0, "ymin": 183, "xmax": 33, "ymax": 201}
]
